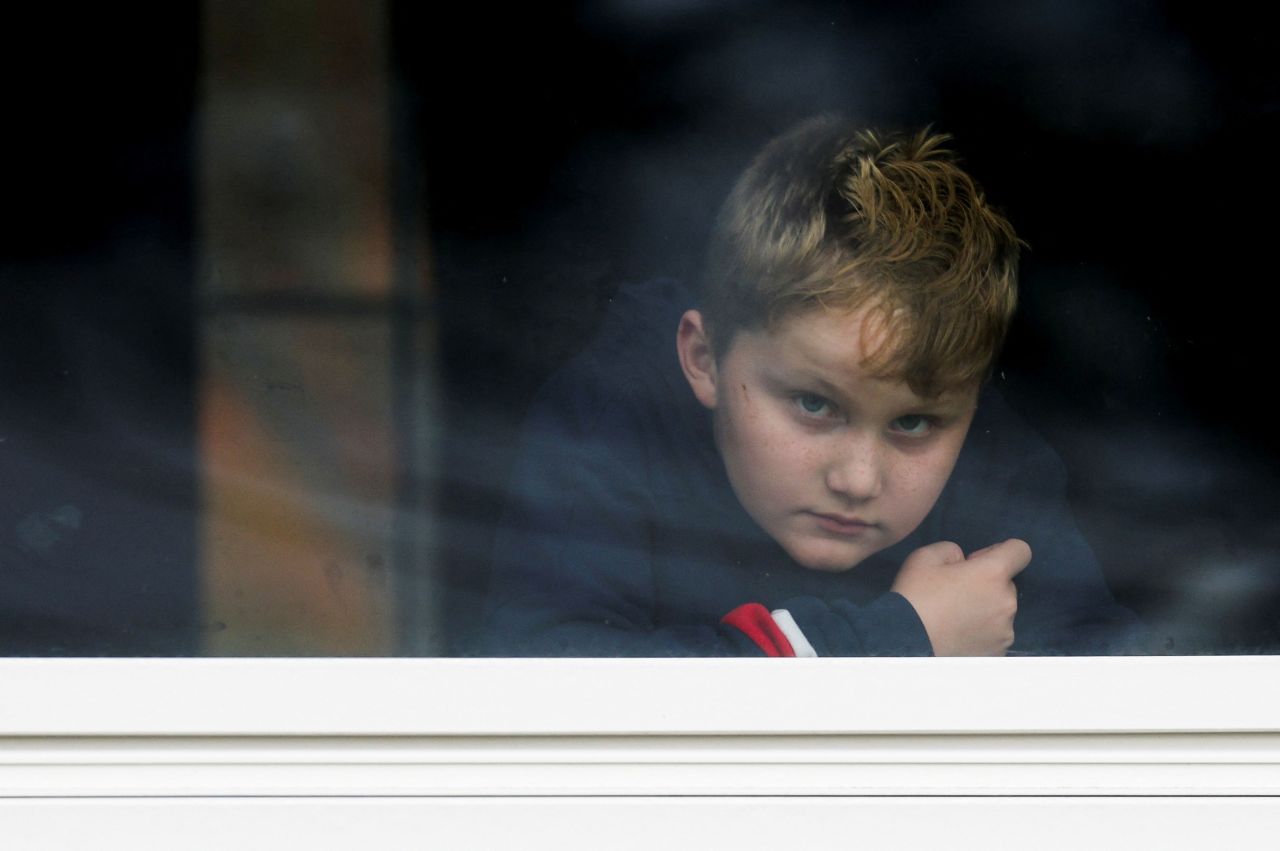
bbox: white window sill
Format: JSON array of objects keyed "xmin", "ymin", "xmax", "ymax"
[{"xmin": 2, "ymin": 657, "xmax": 1277, "ymax": 847}]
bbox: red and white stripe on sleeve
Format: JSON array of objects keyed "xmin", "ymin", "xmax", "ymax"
[{"xmin": 721, "ymin": 602, "xmax": 818, "ymax": 657}]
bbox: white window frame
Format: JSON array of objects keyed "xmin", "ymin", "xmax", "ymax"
[{"xmin": 2, "ymin": 656, "xmax": 1279, "ymax": 847}]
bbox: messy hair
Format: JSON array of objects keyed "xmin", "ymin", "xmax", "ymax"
[{"xmin": 701, "ymin": 115, "xmax": 1022, "ymax": 397}]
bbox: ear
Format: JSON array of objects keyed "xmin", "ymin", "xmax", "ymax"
[{"xmin": 676, "ymin": 309, "xmax": 720, "ymax": 410}]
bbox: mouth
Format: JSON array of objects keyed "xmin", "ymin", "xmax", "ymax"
[{"xmin": 808, "ymin": 511, "xmax": 877, "ymax": 536}]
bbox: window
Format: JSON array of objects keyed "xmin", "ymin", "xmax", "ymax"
[
  {"xmin": 2, "ymin": 1, "xmax": 1278, "ymax": 838},
  {"xmin": 3, "ymin": 0, "xmax": 1274, "ymax": 659}
]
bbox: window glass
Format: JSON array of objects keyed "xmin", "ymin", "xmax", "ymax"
[{"xmin": 1, "ymin": 1, "xmax": 1275, "ymax": 656}]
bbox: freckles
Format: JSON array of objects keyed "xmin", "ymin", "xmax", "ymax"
[
  {"xmin": 885, "ymin": 457, "xmax": 909, "ymax": 483},
  {"xmin": 893, "ymin": 463, "xmax": 925, "ymax": 495}
]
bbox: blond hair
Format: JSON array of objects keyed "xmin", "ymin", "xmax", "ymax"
[{"xmin": 702, "ymin": 115, "xmax": 1022, "ymax": 397}]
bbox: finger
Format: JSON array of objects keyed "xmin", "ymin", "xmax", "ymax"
[
  {"xmin": 968, "ymin": 538, "xmax": 1032, "ymax": 577},
  {"xmin": 910, "ymin": 540, "xmax": 966, "ymax": 566}
]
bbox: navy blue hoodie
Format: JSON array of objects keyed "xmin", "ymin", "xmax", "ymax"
[{"xmin": 482, "ymin": 279, "xmax": 1141, "ymax": 656}]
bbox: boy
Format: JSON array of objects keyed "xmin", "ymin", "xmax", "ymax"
[{"xmin": 481, "ymin": 116, "xmax": 1140, "ymax": 656}]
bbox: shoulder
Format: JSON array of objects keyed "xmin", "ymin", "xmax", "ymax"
[
  {"xmin": 529, "ymin": 278, "xmax": 698, "ymax": 435},
  {"xmin": 959, "ymin": 383, "xmax": 1068, "ymax": 487},
  {"xmin": 932, "ymin": 383, "xmax": 1072, "ymax": 547},
  {"xmin": 510, "ymin": 278, "xmax": 710, "ymax": 491}
]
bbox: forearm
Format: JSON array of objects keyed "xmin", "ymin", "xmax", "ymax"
[{"xmin": 480, "ymin": 590, "xmax": 933, "ymax": 658}]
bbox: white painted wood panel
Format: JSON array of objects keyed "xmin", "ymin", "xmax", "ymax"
[{"xmin": 3, "ymin": 798, "xmax": 1280, "ymax": 850}]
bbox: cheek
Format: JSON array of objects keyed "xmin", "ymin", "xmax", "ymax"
[
  {"xmin": 718, "ymin": 406, "xmax": 813, "ymax": 500},
  {"xmin": 896, "ymin": 446, "xmax": 964, "ymax": 506},
  {"xmin": 744, "ymin": 413, "xmax": 819, "ymax": 477},
  {"xmin": 720, "ymin": 394, "xmax": 779, "ymax": 459}
]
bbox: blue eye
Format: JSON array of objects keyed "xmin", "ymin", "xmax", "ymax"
[
  {"xmin": 795, "ymin": 393, "xmax": 834, "ymax": 417},
  {"xmin": 891, "ymin": 415, "xmax": 932, "ymax": 436}
]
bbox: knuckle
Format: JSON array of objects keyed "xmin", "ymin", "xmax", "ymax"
[
  {"xmin": 907, "ymin": 541, "xmax": 963, "ymax": 568},
  {"xmin": 1002, "ymin": 585, "xmax": 1019, "ymax": 616},
  {"xmin": 936, "ymin": 541, "xmax": 964, "ymax": 562}
]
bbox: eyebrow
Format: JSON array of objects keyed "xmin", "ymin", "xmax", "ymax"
[
  {"xmin": 767, "ymin": 363, "xmax": 957, "ymax": 412},
  {"xmin": 800, "ymin": 372, "xmax": 849, "ymax": 400},
  {"xmin": 760, "ymin": 363, "xmax": 845, "ymax": 397}
]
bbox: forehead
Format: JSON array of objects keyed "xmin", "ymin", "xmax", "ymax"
[
  {"xmin": 772, "ymin": 304, "xmax": 897, "ymax": 364},
  {"xmin": 755, "ymin": 304, "xmax": 902, "ymax": 386}
]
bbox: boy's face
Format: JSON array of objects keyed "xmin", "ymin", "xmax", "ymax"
[{"xmin": 679, "ymin": 306, "xmax": 978, "ymax": 572}]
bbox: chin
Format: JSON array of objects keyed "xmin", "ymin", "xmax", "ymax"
[{"xmin": 787, "ymin": 541, "xmax": 869, "ymax": 573}]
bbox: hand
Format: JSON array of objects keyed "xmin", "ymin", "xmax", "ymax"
[{"xmin": 889, "ymin": 539, "xmax": 1031, "ymax": 656}]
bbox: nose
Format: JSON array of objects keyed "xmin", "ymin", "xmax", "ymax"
[{"xmin": 824, "ymin": 432, "xmax": 884, "ymax": 501}]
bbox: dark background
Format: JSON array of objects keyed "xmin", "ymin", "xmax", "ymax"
[
  {"xmin": 0, "ymin": 6, "xmax": 198, "ymax": 654},
  {"xmin": 1, "ymin": 2, "xmax": 1277, "ymax": 654}
]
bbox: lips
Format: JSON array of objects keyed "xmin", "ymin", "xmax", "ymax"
[{"xmin": 810, "ymin": 511, "xmax": 876, "ymax": 536}]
